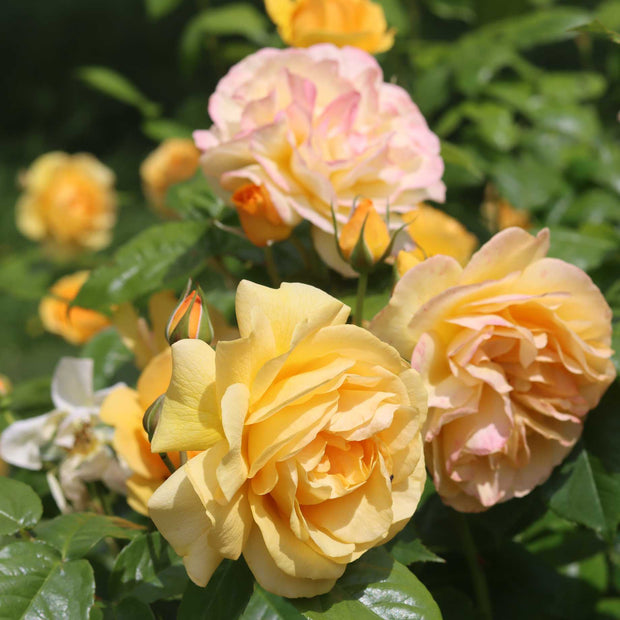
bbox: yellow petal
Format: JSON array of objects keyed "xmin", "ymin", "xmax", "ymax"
[
  {"xmin": 249, "ymin": 489, "xmax": 345, "ymax": 581},
  {"xmin": 185, "ymin": 443, "xmax": 252, "ymax": 559},
  {"xmin": 151, "ymin": 339, "xmax": 222, "ymax": 453},
  {"xmin": 137, "ymin": 348, "xmax": 172, "ymax": 410},
  {"xmin": 370, "ymin": 255, "xmax": 463, "ymax": 360},
  {"xmin": 148, "ymin": 466, "xmax": 224, "ymax": 586},
  {"xmin": 243, "ymin": 525, "xmax": 337, "ymax": 598},
  {"xmin": 235, "ymin": 280, "xmax": 349, "ymax": 350}
]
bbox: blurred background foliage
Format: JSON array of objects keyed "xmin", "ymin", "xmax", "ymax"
[{"xmin": 2, "ymin": 2, "xmax": 620, "ymax": 616}]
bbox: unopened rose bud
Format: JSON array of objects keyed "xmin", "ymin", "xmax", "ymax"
[
  {"xmin": 338, "ymin": 199, "xmax": 391, "ymax": 272},
  {"xmin": 231, "ymin": 183, "xmax": 292, "ymax": 247},
  {"xmin": 142, "ymin": 393, "xmax": 165, "ymax": 442},
  {"xmin": 166, "ymin": 282, "xmax": 214, "ymax": 345}
]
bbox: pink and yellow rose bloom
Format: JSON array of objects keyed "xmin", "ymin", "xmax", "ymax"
[
  {"xmin": 148, "ymin": 281, "xmax": 427, "ymax": 597},
  {"xmin": 193, "ymin": 44, "xmax": 444, "ymax": 266},
  {"xmin": 371, "ymin": 228, "xmax": 615, "ymax": 512},
  {"xmin": 16, "ymin": 152, "xmax": 117, "ymax": 255},
  {"xmin": 265, "ymin": 0, "xmax": 395, "ymax": 53}
]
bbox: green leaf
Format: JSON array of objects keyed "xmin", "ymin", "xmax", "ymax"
[
  {"xmin": 572, "ymin": 19, "xmax": 620, "ymax": 44},
  {"xmin": 440, "ymin": 141, "xmax": 485, "ymax": 182},
  {"xmin": 0, "ymin": 541, "xmax": 95, "ymax": 620},
  {"xmin": 386, "ymin": 537, "xmax": 444, "ymax": 566},
  {"xmin": 296, "ymin": 547, "xmax": 441, "ymax": 620},
  {"xmin": 479, "ymin": 7, "xmax": 592, "ymax": 50},
  {"xmin": 103, "ymin": 597, "xmax": 155, "ymax": 620},
  {"xmin": 166, "ymin": 173, "xmax": 225, "ymax": 220},
  {"xmin": 241, "ymin": 585, "xmax": 304, "ymax": 619},
  {"xmin": 461, "ymin": 102, "xmax": 520, "ymax": 151},
  {"xmin": 525, "ymin": 102, "xmax": 601, "ymax": 142},
  {"xmin": 423, "ymin": 0, "xmax": 476, "ymax": 23},
  {"xmin": 7, "ymin": 376, "xmax": 52, "ymax": 414},
  {"xmin": 76, "ymin": 66, "xmax": 161, "ymax": 118},
  {"xmin": 142, "ymin": 118, "xmax": 193, "ymax": 141},
  {"xmin": 0, "ymin": 250, "xmax": 53, "ymax": 301},
  {"xmin": 563, "ymin": 189, "xmax": 620, "ymax": 225},
  {"xmin": 73, "ymin": 221, "xmax": 210, "ymax": 311},
  {"xmin": 549, "ymin": 448, "xmax": 620, "ymax": 539},
  {"xmin": 109, "ymin": 532, "xmax": 187, "ymax": 604},
  {"xmin": 178, "ymin": 558, "xmax": 254, "ymax": 620},
  {"xmin": 491, "ymin": 155, "xmax": 565, "ymax": 210},
  {"xmin": 538, "ymin": 72, "xmax": 607, "ymax": 102},
  {"xmin": 81, "ymin": 329, "xmax": 134, "ymax": 390},
  {"xmin": 181, "ymin": 4, "xmax": 269, "ymax": 73},
  {"xmin": 546, "ymin": 226, "xmax": 616, "ymax": 271},
  {"xmin": 0, "ymin": 477, "xmax": 43, "ymax": 535},
  {"xmin": 145, "ymin": 0, "xmax": 183, "ymax": 20},
  {"xmin": 35, "ymin": 513, "xmax": 143, "ymax": 560}
]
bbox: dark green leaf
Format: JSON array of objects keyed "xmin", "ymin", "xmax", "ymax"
[
  {"xmin": 166, "ymin": 173, "xmax": 225, "ymax": 220},
  {"xmin": 441, "ymin": 142, "xmax": 485, "ymax": 182},
  {"xmin": 491, "ymin": 156, "xmax": 565, "ymax": 210},
  {"xmin": 145, "ymin": 0, "xmax": 183, "ymax": 20},
  {"xmin": 479, "ymin": 7, "xmax": 592, "ymax": 50},
  {"xmin": 423, "ymin": 0, "xmax": 476, "ymax": 23},
  {"xmin": 525, "ymin": 103, "xmax": 601, "ymax": 142},
  {"xmin": 76, "ymin": 66, "xmax": 160, "ymax": 118},
  {"xmin": 103, "ymin": 597, "xmax": 155, "ymax": 620},
  {"xmin": 386, "ymin": 537, "xmax": 445, "ymax": 566},
  {"xmin": 572, "ymin": 19, "xmax": 620, "ymax": 44},
  {"xmin": 178, "ymin": 558, "xmax": 254, "ymax": 620},
  {"xmin": 0, "ymin": 250, "xmax": 52, "ymax": 302},
  {"xmin": 81, "ymin": 329, "xmax": 134, "ymax": 390},
  {"xmin": 462, "ymin": 102, "xmax": 520, "ymax": 151},
  {"xmin": 73, "ymin": 221, "xmax": 210, "ymax": 311},
  {"xmin": 538, "ymin": 72, "xmax": 607, "ymax": 102},
  {"xmin": 109, "ymin": 532, "xmax": 187, "ymax": 604},
  {"xmin": 549, "ymin": 448, "xmax": 620, "ymax": 539},
  {"xmin": 0, "ymin": 477, "xmax": 42, "ymax": 535},
  {"xmin": 6, "ymin": 376, "xmax": 52, "ymax": 414},
  {"xmin": 546, "ymin": 226, "xmax": 616, "ymax": 271},
  {"xmin": 181, "ymin": 4, "xmax": 269, "ymax": 72},
  {"xmin": 241, "ymin": 584, "xmax": 304, "ymax": 620},
  {"xmin": 0, "ymin": 541, "xmax": 95, "ymax": 620},
  {"xmin": 35, "ymin": 513, "xmax": 143, "ymax": 560},
  {"xmin": 563, "ymin": 189, "xmax": 620, "ymax": 225},
  {"xmin": 297, "ymin": 547, "xmax": 442, "ymax": 620},
  {"xmin": 142, "ymin": 118, "xmax": 193, "ymax": 141}
]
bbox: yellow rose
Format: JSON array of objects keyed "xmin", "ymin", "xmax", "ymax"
[
  {"xmin": 39, "ymin": 271, "xmax": 111, "ymax": 345},
  {"xmin": 148, "ymin": 281, "xmax": 427, "ymax": 597},
  {"xmin": 371, "ymin": 228, "xmax": 615, "ymax": 512},
  {"xmin": 396, "ymin": 205, "xmax": 478, "ymax": 277},
  {"xmin": 265, "ymin": 0, "xmax": 395, "ymax": 53},
  {"xmin": 140, "ymin": 139, "xmax": 200, "ymax": 218},
  {"xmin": 16, "ymin": 152, "xmax": 117, "ymax": 255}
]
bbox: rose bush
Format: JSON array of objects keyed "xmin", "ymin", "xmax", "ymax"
[
  {"xmin": 193, "ymin": 44, "xmax": 444, "ymax": 259},
  {"xmin": 148, "ymin": 280, "xmax": 427, "ymax": 597},
  {"xmin": 371, "ymin": 228, "xmax": 615, "ymax": 512},
  {"xmin": 265, "ymin": 0, "xmax": 395, "ymax": 53},
  {"xmin": 16, "ymin": 151, "xmax": 117, "ymax": 255}
]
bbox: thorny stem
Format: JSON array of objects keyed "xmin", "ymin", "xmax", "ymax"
[
  {"xmin": 354, "ymin": 271, "xmax": 369, "ymax": 327},
  {"xmin": 455, "ymin": 512, "xmax": 493, "ymax": 620}
]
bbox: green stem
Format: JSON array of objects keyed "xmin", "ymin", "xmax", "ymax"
[
  {"xmin": 455, "ymin": 513, "xmax": 493, "ymax": 620},
  {"xmin": 354, "ymin": 271, "xmax": 369, "ymax": 327},
  {"xmin": 264, "ymin": 245, "xmax": 281, "ymax": 287},
  {"xmin": 159, "ymin": 453, "xmax": 177, "ymax": 475}
]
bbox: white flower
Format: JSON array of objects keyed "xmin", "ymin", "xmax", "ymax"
[
  {"xmin": 0, "ymin": 358, "xmax": 128, "ymax": 512},
  {"xmin": 1, "ymin": 358, "xmax": 119, "ymax": 469}
]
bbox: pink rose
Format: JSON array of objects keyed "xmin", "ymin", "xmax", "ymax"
[
  {"xmin": 194, "ymin": 44, "xmax": 444, "ymax": 267},
  {"xmin": 371, "ymin": 228, "xmax": 615, "ymax": 512}
]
